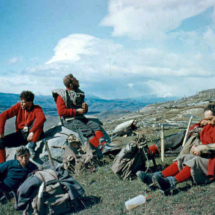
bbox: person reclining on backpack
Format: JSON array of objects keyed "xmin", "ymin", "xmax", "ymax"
[
  {"xmin": 147, "ymin": 114, "xmax": 209, "ymax": 156},
  {"xmin": 52, "ymin": 73, "xmax": 113, "ymax": 154},
  {"xmin": 0, "ymin": 146, "xmax": 38, "ymax": 197},
  {"xmin": 0, "ymin": 91, "xmax": 46, "ymax": 160},
  {"xmin": 137, "ymin": 103, "xmax": 215, "ymax": 194}
]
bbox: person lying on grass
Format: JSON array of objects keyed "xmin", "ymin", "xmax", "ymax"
[
  {"xmin": 0, "ymin": 146, "xmax": 38, "ymax": 197},
  {"xmin": 137, "ymin": 103, "xmax": 215, "ymax": 194}
]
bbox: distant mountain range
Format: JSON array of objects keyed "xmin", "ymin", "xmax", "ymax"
[{"xmin": 0, "ymin": 92, "xmax": 177, "ymax": 115}]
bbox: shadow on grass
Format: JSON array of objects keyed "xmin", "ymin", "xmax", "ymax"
[
  {"xmin": 71, "ymin": 195, "xmax": 101, "ymax": 213},
  {"xmin": 171, "ymin": 184, "xmax": 193, "ymax": 195}
]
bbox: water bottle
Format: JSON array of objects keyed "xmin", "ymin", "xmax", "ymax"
[{"xmin": 125, "ymin": 195, "xmax": 149, "ymax": 210}]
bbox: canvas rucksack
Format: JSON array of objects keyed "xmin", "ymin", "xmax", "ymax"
[
  {"xmin": 111, "ymin": 134, "xmax": 157, "ymax": 180},
  {"xmin": 16, "ymin": 168, "xmax": 84, "ymax": 215}
]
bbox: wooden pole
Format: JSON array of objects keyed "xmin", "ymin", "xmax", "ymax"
[
  {"xmin": 161, "ymin": 124, "xmax": 164, "ymax": 163},
  {"xmin": 182, "ymin": 116, "xmax": 193, "ymax": 147},
  {"xmin": 44, "ymin": 139, "xmax": 54, "ymax": 167}
]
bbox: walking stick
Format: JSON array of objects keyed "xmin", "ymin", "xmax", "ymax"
[
  {"xmin": 182, "ymin": 116, "xmax": 193, "ymax": 147},
  {"xmin": 160, "ymin": 124, "xmax": 165, "ymax": 163},
  {"xmin": 43, "ymin": 138, "xmax": 54, "ymax": 167}
]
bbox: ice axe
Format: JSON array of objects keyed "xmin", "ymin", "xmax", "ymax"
[
  {"xmin": 42, "ymin": 138, "xmax": 55, "ymax": 167},
  {"xmin": 182, "ymin": 115, "xmax": 194, "ymax": 147}
]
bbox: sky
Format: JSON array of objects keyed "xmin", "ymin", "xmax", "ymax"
[{"xmin": 0, "ymin": 0, "xmax": 215, "ymax": 99}]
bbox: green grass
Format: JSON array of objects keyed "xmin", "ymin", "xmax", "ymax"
[{"xmin": 1, "ymin": 155, "xmax": 214, "ymax": 215}]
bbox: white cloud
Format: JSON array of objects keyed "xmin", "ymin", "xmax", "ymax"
[
  {"xmin": 145, "ymin": 80, "xmax": 177, "ymax": 97},
  {"xmin": 46, "ymin": 34, "xmax": 102, "ymax": 64},
  {"xmin": 2, "ymin": 28, "xmax": 215, "ymax": 99},
  {"xmin": 203, "ymin": 28, "xmax": 215, "ymax": 51},
  {"xmin": 212, "ymin": 6, "xmax": 215, "ymax": 23},
  {"xmin": 145, "ymin": 76, "xmax": 215, "ymax": 98},
  {"xmin": 101, "ymin": 0, "xmax": 215, "ymax": 40},
  {"xmin": 128, "ymin": 83, "xmax": 133, "ymax": 88},
  {"xmin": 7, "ymin": 57, "xmax": 19, "ymax": 64}
]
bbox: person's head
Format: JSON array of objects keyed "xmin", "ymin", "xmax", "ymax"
[
  {"xmin": 16, "ymin": 146, "xmax": 30, "ymax": 167},
  {"xmin": 204, "ymin": 103, "xmax": 215, "ymax": 125},
  {"xmin": 63, "ymin": 74, "xmax": 79, "ymax": 90},
  {"xmin": 19, "ymin": 91, "xmax": 34, "ymax": 110}
]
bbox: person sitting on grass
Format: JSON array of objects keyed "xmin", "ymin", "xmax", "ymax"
[
  {"xmin": 137, "ymin": 103, "xmax": 215, "ymax": 194},
  {"xmin": 0, "ymin": 91, "xmax": 46, "ymax": 160},
  {"xmin": 147, "ymin": 113, "xmax": 210, "ymax": 156},
  {"xmin": 0, "ymin": 146, "xmax": 38, "ymax": 197}
]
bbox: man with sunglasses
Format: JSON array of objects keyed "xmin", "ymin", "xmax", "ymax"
[{"xmin": 0, "ymin": 91, "xmax": 46, "ymax": 161}]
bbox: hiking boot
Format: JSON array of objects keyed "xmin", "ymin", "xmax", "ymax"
[
  {"xmin": 136, "ymin": 171, "xmax": 163, "ymax": 189},
  {"xmin": 136, "ymin": 171, "xmax": 153, "ymax": 187},
  {"xmin": 152, "ymin": 175, "xmax": 177, "ymax": 195},
  {"xmin": 28, "ymin": 142, "xmax": 36, "ymax": 159}
]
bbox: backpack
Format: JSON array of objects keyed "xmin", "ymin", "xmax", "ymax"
[
  {"xmin": 112, "ymin": 138, "xmax": 157, "ymax": 180},
  {"xmin": 16, "ymin": 168, "xmax": 85, "ymax": 215}
]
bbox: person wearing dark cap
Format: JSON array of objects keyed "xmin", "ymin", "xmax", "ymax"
[
  {"xmin": 52, "ymin": 74, "xmax": 112, "ymax": 154},
  {"xmin": 0, "ymin": 146, "xmax": 38, "ymax": 195},
  {"xmin": 0, "ymin": 91, "xmax": 46, "ymax": 161}
]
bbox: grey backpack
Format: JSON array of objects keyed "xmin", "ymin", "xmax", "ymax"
[{"xmin": 16, "ymin": 168, "xmax": 85, "ymax": 215}]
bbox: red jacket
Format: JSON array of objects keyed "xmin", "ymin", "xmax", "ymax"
[
  {"xmin": 200, "ymin": 124, "xmax": 215, "ymax": 177},
  {"xmin": 0, "ymin": 103, "xmax": 46, "ymax": 135},
  {"xmin": 189, "ymin": 119, "xmax": 206, "ymax": 131},
  {"xmin": 56, "ymin": 95, "xmax": 76, "ymax": 117}
]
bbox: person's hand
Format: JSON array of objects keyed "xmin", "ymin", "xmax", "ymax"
[
  {"xmin": 76, "ymin": 108, "xmax": 85, "ymax": 115},
  {"xmin": 200, "ymin": 120, "xmax": 208, "ymax": 126},
  {"xmin": 82, "ymin": 103, "xmax": 88, "ymax": 113},
  {"xmin": 27, "ymin": 132, "xmax": 34, "ymax": 142},
  {"xmin": 191, "ymin": 145, "xmax": 201, "ymax": 156},
  {"xmin": 0, "ymin": 134, "xmax": 4, "ymax": 138}
]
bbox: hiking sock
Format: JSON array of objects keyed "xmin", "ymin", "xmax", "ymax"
[
  {"xmin": 174, "ymin": 166, "xmax": 191, "ymax": 183},
  {"xmin": 89, "ymin": 136, "xmax": 100, "ymax": 148},
  {"xmin": 148, "ymin": 145, "xmax": 159, "ymax": 155},
  {"xmin": 162, "ymin": 161, "xmax": 179, "ymax": 178},
  {"xmin": 0, "ymin": 148, "xmax": 6, "ymax": 163},
  {"xmin": 95, "ymin": 130, "xmax": 107, "ymax": 146}
]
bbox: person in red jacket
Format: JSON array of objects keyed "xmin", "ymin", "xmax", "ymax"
[
  {"xmin": 137, "ymin": 103, "xmax": 215, "ymax": 195},
  {"xmin": 0, "ymin": 91, "xmax": 46, "ymax": 161},
  {"xmin": 147, "ymin": 114, "xmax": 210, "ymax": 156},
  {"xmin": 52, "ymin": 74, "xmax": 112, "ymax": 154}
]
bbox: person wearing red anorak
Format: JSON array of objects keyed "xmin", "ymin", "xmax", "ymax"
[
  {"xmin": 137, "ymin": 103, "xmax": 215, "ymax": 194},
  {"xmin": 52, "ymin": 74, "xmax": 112, "ymax": 154},
  {"xmin": 147, "ymin": 113, "xmax": 210, "ymax": 156},
  {"xmin": 0, "ymin": 91, "xmax": 46, "ymax": 161}
]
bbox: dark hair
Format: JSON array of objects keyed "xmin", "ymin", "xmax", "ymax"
[
  {"xmin": 63, "ymin": 74, "xmax": 73, "ymax": 87},
  {"xmin": 19, "ymin": 91, "xmax": 34, "ymax": 102},
  {"xmin": 204, "ymin": 103, "xmax": 215, "ymax": 115},
  {"xmin": 16, "ymin": 146, "xmax": 30, "ymax": 157}
]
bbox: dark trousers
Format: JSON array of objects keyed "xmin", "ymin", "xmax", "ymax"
[
  {"xmin": 3, "ymin": 130, "xmax": 44, "ymax": 148},
  {"xmin": 63, "ymin": 117, "xmax": 101, "ymax": 139},
  {"xmin": 0, "ymin": 181, "xmax": 10, "ymax": 192},
  {"xmin": 3, "ymin": 131, "xmax": 28, "ymax": 148}
]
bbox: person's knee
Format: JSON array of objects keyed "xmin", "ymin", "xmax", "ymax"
[
  {"xmin": 88, "ymin": 121, "xmax": 101, "ymax": 131},
  {"xmin": 192, "ymin": 156, "xmax": 202, "ymax": 162},
  {"xmin": 31, "ymin": 128, "xmax": 43, "ymax": 142}
]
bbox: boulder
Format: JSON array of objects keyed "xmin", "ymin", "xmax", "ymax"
[
  {"xmin": 6, "ymin": 117, "xmax": 111, "ymax": 168},
  {"xmin": 112, "ymin": 119, "xmax": 137, "ymax": 136}
]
